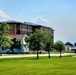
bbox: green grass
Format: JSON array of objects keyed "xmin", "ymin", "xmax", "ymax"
[{"xmin": 0, "ymin": 56, "xmax": 76, "ymax": 75}]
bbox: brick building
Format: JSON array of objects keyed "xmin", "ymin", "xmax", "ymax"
[
  {"xmin": 0, "ymin": 20, "xmax": 54, "ymax": 40},
  {"xmin": 0, "ymin": 20, "xmax": 54, "ymax": 53}
]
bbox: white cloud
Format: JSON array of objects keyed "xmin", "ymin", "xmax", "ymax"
[
  {"xmin": 35, "ymin": 17, "xmax": 49, "ymax": 25},
  {"xmin": 0, "ymin": 10, "xmax": 10, "ymax": 19}
]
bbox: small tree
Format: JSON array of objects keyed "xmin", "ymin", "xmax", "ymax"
[
  {"xmin": 44, "ymin": 33, "xmax": 53, "ymax": 58},
  {"xmin": 0, "ymin": 22, "xmax": 12, "ymax": 50},
  {"xmin": 25, "ymin": 30, "xmax": 45, "ymax": 59},
  {"xmin": 54, "ymin": 41, "xmax": 65, "ymax": 57}
]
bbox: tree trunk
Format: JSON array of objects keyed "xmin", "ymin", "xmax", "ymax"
[
  {"xmin": 48, "ymin": 51, "xmax": 50, "ymax": 58},
  {"xmin": 60, "ymin": 51, "xmax": 62, "ymax": 58},
  {"xmin": 37, "ymin": 50, "xmax": 39, "ymax": 59}
]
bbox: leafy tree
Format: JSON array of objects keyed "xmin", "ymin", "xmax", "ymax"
[
  {"xmin": 0, "ymin": 22, "xmax": 10, "ymax": 35},
  {"xmin": 0, "ymin": 22, "xmax": 13, "ymax": 50},
  {"xmin": 25, "ymin": 29, "xmax": 53, "ymax": 59},
  {"xmin": 25, "ymin": 30, "xmax": 45, "ymax": 59},
  {"xmin": 54, "ymin": 40, "xmax": 65, "ymax": 57},
  {"xmin": 44, "ymin": 33, "xmax": 53, "ymax": 58},
  {"xmin": 10, "ymin": 38, "xmax": 21, "ymax": 53}
]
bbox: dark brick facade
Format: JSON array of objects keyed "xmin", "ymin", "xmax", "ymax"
[{"xmin": 0, "ymin": 21, "xmax": 54, "ymax": 40}]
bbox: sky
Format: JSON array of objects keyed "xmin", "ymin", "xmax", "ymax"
[{"xmin": 0, "ymin": 0, "xmax": 76, "ymax": 44}]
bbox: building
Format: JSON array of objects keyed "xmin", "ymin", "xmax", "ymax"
[
  {"xmin": 65, "ymin": 42, "xmax": 73, "ymax": 51},
  {"xmin": 0, "ymin": 20, "xmax": 54, "ymax": 37},
  {"xmin": 0, "ymin": 20, "xmax": 54, "ymax": 53}
]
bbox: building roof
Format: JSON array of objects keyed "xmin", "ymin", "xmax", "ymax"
[
  {"xmin": 9, "ymin": 34, "xmax": 25, "ymax": 39},
  {"xmin": 0, "ymin": 20, "xmax": 40, "ymax": 26},
  {"xmin": 65, "ymin": 42, "xmax": 73, "ymax": 47},
  {"xmin": 0, "ymin": 20, "xmax": 54, "ymax": 30},
  {"xmin": 0, "ymin": 20, "xmax": 21, "ymax": 24},
  {"xmin": 24, "ymin": 22, "xmax": 40, "ymax": 26}
]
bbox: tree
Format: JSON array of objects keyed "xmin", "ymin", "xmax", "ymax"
[
  {"xmin": 44, "ymin": 33, "xmax": 53, "ymax": 58},
  {"xmin": 0, "ymin": 22, "xmax": 13, "ymax": 50},
  {"xmin": 25, "ymin": 29, "xmax": 53, "ymax": 59},
  {"xmin": 10, "ymin": 38, "xmax": 21, "ymax": 53},
  {"xmin": 54, "ymin": 41, "xmax": 65, "ymax": 57}
]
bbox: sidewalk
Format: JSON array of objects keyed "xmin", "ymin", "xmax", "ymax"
[{"xmin": 0, "ymin": 53, "xmax": 75, "ymax": 59}]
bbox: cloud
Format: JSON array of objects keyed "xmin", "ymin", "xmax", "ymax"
[
  {"xmin": 0, "ymin": 10, "xmax": 10, "ymax": 19},
  {"xmin": 35, "ymin": 17, "xmax": 49, "ymax": 25}
]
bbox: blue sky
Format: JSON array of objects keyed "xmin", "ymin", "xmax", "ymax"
[{"xmin": 0, "ymin": 0, "xmax": 76, "ymax": 43}]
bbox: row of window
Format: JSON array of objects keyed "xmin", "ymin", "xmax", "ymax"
[
  {"xmin": 20, "ymin": 25, "xmax": 33, "ymax": 30},
  {"xmin": 17, "ymin": 30, "xmax": 33, "ymax": 35},
  {"xmin": 41, "ymin": 27, "xmax": 52, "ymax": 33},
  {"xmin": 10, "ymin": 24, "xmax": 53, "ymax": 35}
]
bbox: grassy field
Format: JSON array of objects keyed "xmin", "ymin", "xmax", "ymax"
[{"xmin": 0, "ymin": 56, "xmax": 76, "ymax": 75}]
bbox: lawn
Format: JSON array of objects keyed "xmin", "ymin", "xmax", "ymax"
[{"xmin": 0, "ymin": 56, "xmax": 76, "ymax": 75}]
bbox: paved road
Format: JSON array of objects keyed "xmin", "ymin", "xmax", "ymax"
[{"xmin": 0, "ymin": 53, "xmax": 75, "ymax": 59}]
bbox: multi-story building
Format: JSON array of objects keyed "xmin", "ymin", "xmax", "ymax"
[
  {"xmin": 1, "ymin": 21, "xmax": 53, "ymax": 36},
  {"xmin": 0, "ymin": 20, "xmax": 54, "ymax": 53}
]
